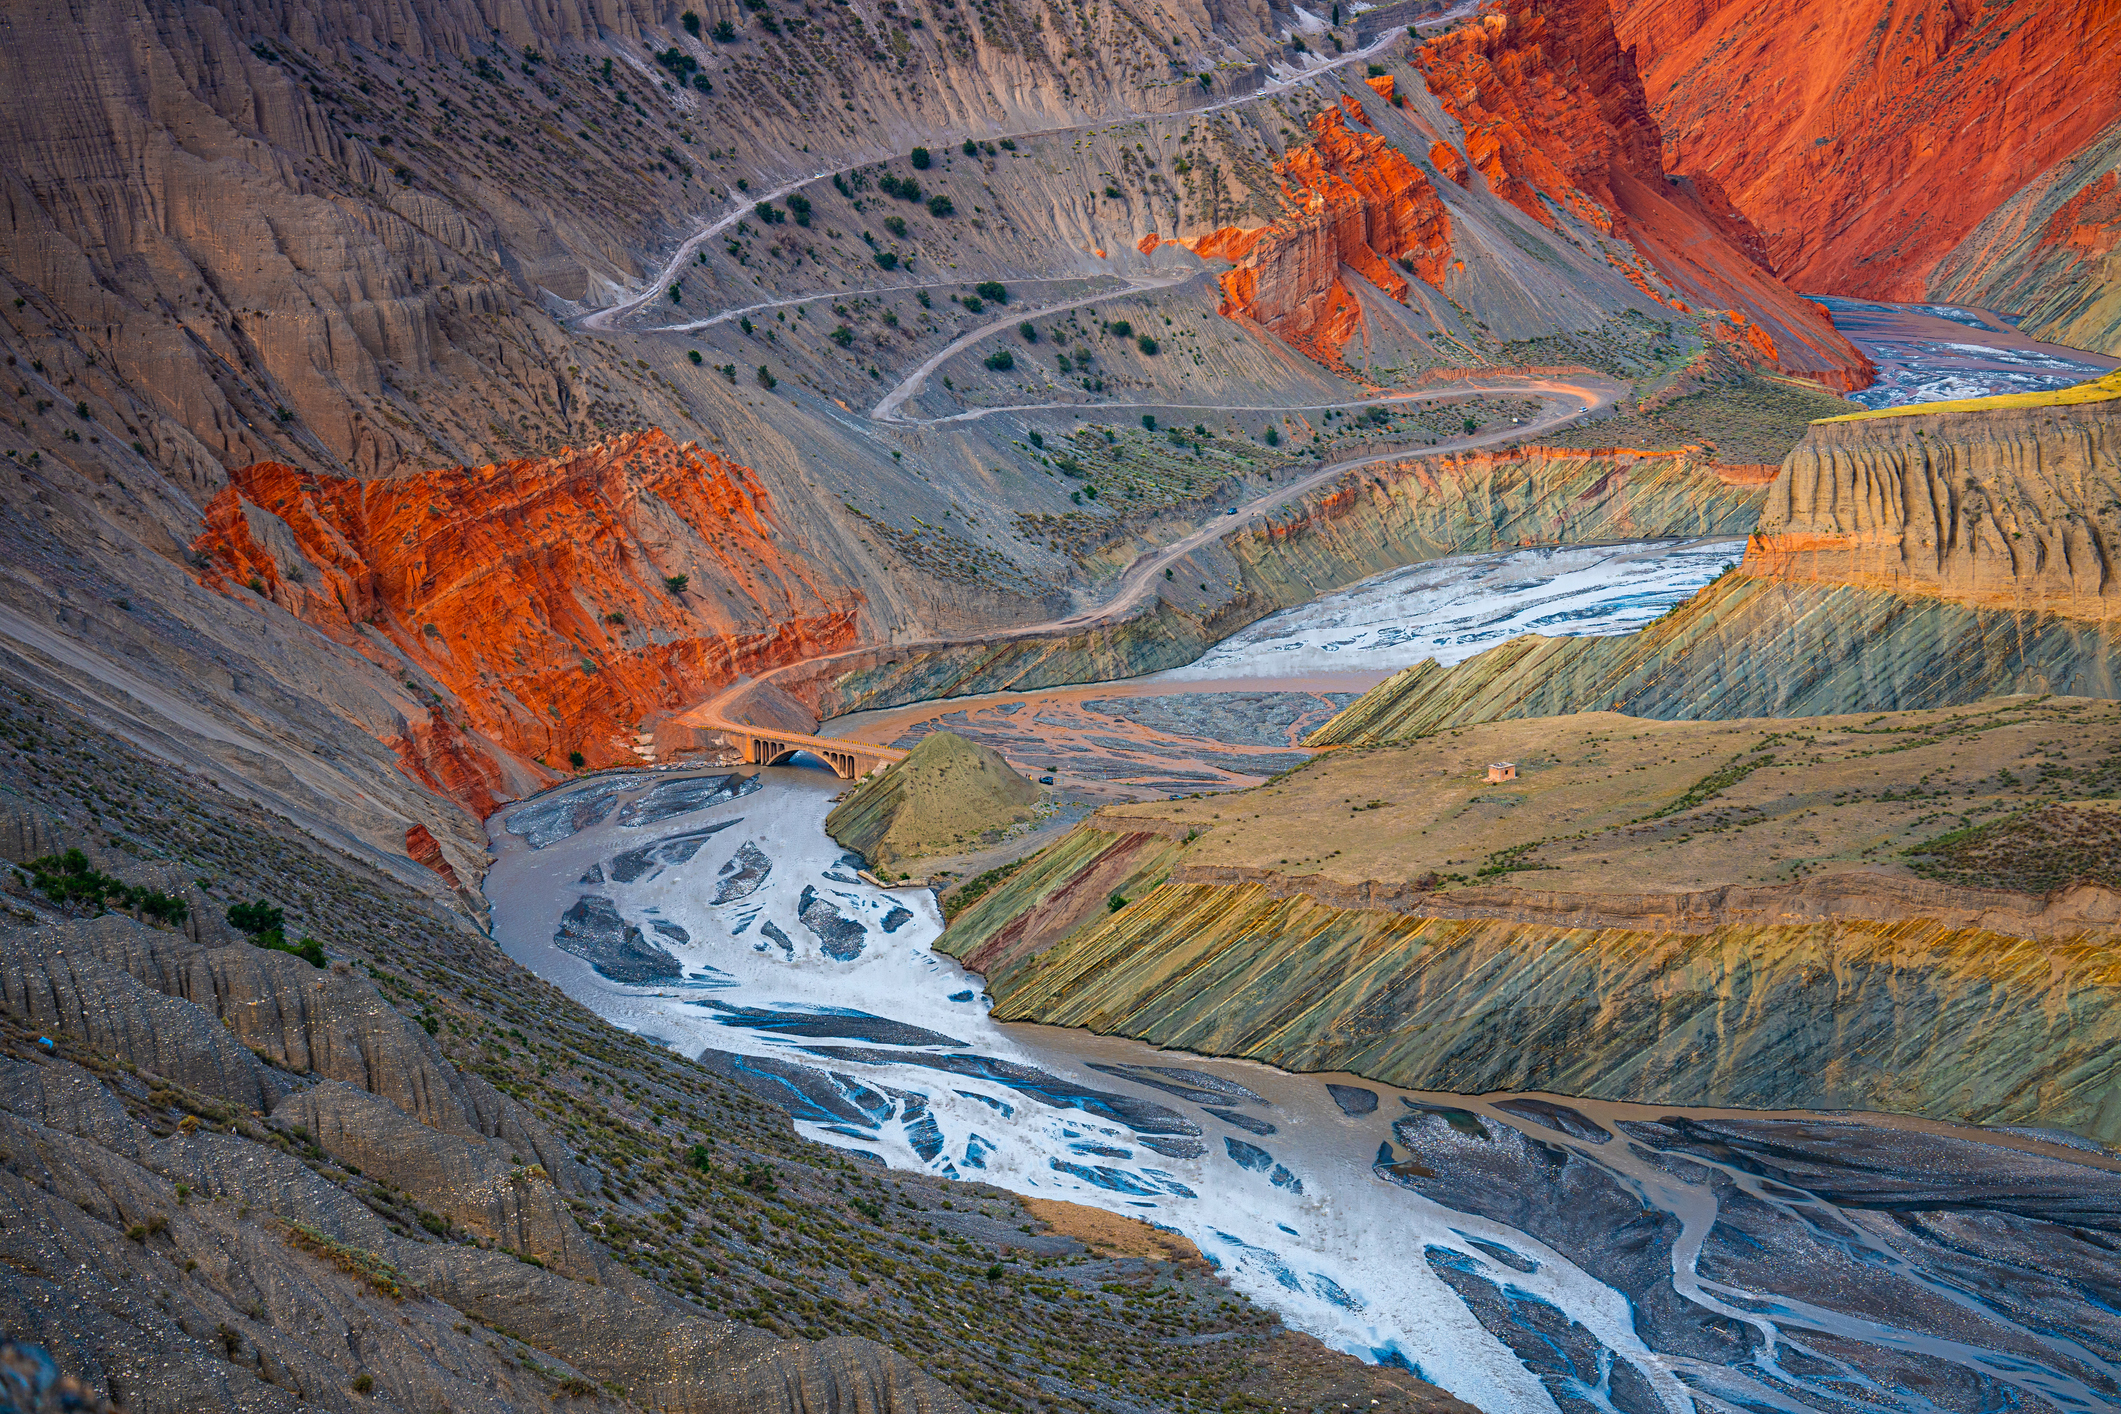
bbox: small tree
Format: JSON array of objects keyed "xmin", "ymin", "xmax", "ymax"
[
  {"xmin": 568, "ymin": 751, "xmax": 586, "ymax": 769},
  {"xmin": 712, "ymin": 18, "xmax": 736, "ymax": 40},
  {"xmin": 682, "ymin": 10, "xmax": 701, "ymax": 33},
  {"xmin": 909, "ymin": 146, "xmax": 932, "ymax": 169},
  {"xmin": 830, "ymin": 325, "xmax": 853, "ymax": 346},
  {"xmin": 1018, "ymin": 321, "xmax": 1037, "ymax": 342},
  {"xmin": 1141, "ymin": 414, "xmax": 1156, "ymax": 430},
  {"xmin": 975, "ymin": 280, "xmax": 1007, "ymax": 303},
  {"xmin": 984, "ymin": 349, "xmax": 1015, "ymax": 371},
  {"xmin": 756, "ymin": 365, "xmax": 777, "ymax": 389},
  {"xmin": 787, "ymin": 193, "xmax": 812, "ymax": 226},
  {"xmin": 925, "ymin": 193, "xmax": 954, "ymax": 217},
  {"xmin": 664, "ymin": 574, "xmax": 690, "ymax": 594},
  {"xmin": 1137, "ymin": 335, "xmax": 1159, "ymax": 355},
  {"xmin": 687, "ymin": 349, "xmax": 703, "ymax": 365},
  {"xmin": 961, "ymin": 138, "xmax": 978, "ymax": 155},
  {"xmin": 1463, "ymin": 417, "xmax": 1478, "ymax": 434},
  {"xmin": 1264, "ymin": 426, "xmax": 1280, "ymax": 446}
]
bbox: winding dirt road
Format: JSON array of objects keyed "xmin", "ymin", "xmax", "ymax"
[{"xmin": 675, "ymin": 367, "xmax": 1621, "ymax": 753}]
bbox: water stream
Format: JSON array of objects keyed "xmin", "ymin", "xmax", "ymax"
[
  {"xmin": 1813, "ymin": 297, "xmax": 2118, "ymax": 410},
  {"xmin": 487, "ymin": 549, "xmax": 2121, "ymax": 1414}
]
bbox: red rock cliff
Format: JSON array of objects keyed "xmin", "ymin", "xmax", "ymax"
[
  {"xmin": 1417, "ymin": 0, "xmax": 1872, "ymax": 387},
  {"xmin": 1187, "ymin": 109, "xmax": 1454, "ymax": 369},
  {"xmin": 191, "ymin": 431, "xmax": 863, "ymax": 811},
  {"xmin": 1614, "ymin": 0, "xmax": 2121, "ymax": 299}
]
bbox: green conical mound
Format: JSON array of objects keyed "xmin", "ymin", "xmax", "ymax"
[{"xmin": 826, "ymin": 731, "xmax": 1039, "ymax": 871}]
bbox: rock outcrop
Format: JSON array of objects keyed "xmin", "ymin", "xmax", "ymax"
[
  {"xmin": 826, "ymin": 731, "xmax": 1041, "ymax": 871},
  {"xmin": 1311, "ymin": 379, "xmax": 2121, "ymax": 742},
  {"xmin": 1188, "ymin": 109, "xmax": 1454, "ymax": 367},
  {"xmin": 1613, "ymin": 0, "xmax": 2121, "ymax": 300},
  {"xmin": 1414, "ymin": 0, "xmax": 1872, "ymax": 387},
  {"xmin": 190, "ymin": 430, "xmax": 864, "ymax": 804},
  {"xmin": 1751, "ymin": 390, "xmax": 2121, "ymax": 618}
]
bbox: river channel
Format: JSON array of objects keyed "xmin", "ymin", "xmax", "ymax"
[{"xmin": 486, "ymin": 543, "xmax": 2121, "ymax": 1414}]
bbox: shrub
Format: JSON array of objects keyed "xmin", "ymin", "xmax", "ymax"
[
  {"xmin": 664, "ymin": 574, "xmax": 690, "ymax": 594},
  {"xmin": 883, "ymin": 215, "xmax": 906, "ymax": 237},
  {"xmin": 962, "ymin": 138, "xmax": 978, "ymax": 155},
  {"xmin": 656, "ymin": 46, "xmax": 698, "ymax": 79},
  {"xmin": 668, "ymin": 284, "xmax": 683, "ymax": 303},
  {"xmin": 756, "ymin": 365, "xmax": 777, "ymax": 388},
  {"xmin": 228, "ymin": 900, "xmax": 285, "ymax": 936},
  {"xmin": 786, "ymin": 193, "xmax": 811, "ymax": 226},
  {"xmin": 999, "ymin": 138, "xmax": 1016, "ymax": 150},
  {"xmin": 916, "ymin": 290, "xmax": 931, "ymax": 307},
  {"xmin": 1368, "ymin": 63, "xmax": 1387, "ymax": 76},
  {"xmin": 754, "ymin": 201, "xmax": 785, "ymax": 224},
  {"xmin": 830, "ymin": 325, "xmax": 853, "ymax": 347},
  {"xmin": 1108, "ymin": 892, "xmax": 1128, "ymax": 912},
  {"xmin": 873, "ymin": 251, "xmax": 899, "ymax": 269},
  {"xmin": 1103, "ymin": 184, "xmax": 1122, "ymax": 199},
  {"xmin": 877, "ymin": 173, "xmax": 923, "ymax": 202},
  {"xmin": 1141, "ymin": 414, "xmax": 1156, "ymax": 430},
  {"xmin": 974, "ymin": 280, "xmax": 1007, "ymax": 303},
  {"xmin": 693, "ymin": 73, "xmax": 711, "ymax": 93},
  {"xmin": 984, "ymin": 349, "xmax": 1015, "ymax": 371},
  {"xmin": 1463, "ymin": 417, "xmax": 1478, "ymax": 434},
  {"xmin": 682, "ymin": 10, "xmax": 701, "ymax": 33},
  {"xmin": 352, "ymin": 1373, "xmax": 375, "ymax": 1394},
  {"xmin": 687, "ymin": 349, "xmax": 702, "ymax": 365},
  {"xmin": 568, "ymin": 751, "xmax": 586, "ymax": 769},
  {"xmin": 1136, "ymin": 334, "xmax": 1159, "ymax": 355},
  {"xmin": 24, "ymin": 851, "xmax": 188, "ymax": 924},
  {"xmin": 1027, "ymin": 429, "xmax": 1043, "ymax": 447},
  {"xmin": 75, "ymin": 401, "xmax": 91, "ymax": 420},
  {"xmin": 1198, "ymin": 72, "xmax": 1211, "ymax": 89},
  {"xmin": 739, "ymin": 316, "xmax": 754, "ymax": 334},
  {"xmin": 961, "ymin": 295, "xmax": 983, "ymax": 313},
  {"xmin": 1108, "ymin": 318, "xmax": 1133, "ymax": 337},
  {"xmin": 925, "ymin": 193, "xmax": 954, "ymax": 217},
  {"xmin": 1264, "ymin": 426, "xmax": 1279, "ymax": 446},
  {"xmin": 909, "ymin": 146, "xmax": 932, "ymax": 169},
  {"xmin": 712, "ymin": 18, "xmax": 735, "ymax": 39}
]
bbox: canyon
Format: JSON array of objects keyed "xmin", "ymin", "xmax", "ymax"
[{"xmin": 2, "ymin": 0, "xmax": 2120, "ymax": 1406}]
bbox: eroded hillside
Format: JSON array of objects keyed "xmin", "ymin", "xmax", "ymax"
[{"xmin": 942, "ymin": 698, "xmax": 2121, "ymax": 1141}]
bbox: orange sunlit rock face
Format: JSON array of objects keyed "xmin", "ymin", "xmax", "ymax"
[
  {"xmin": 1614, "ymin": 0, "xmax": 2121, "ymax": 298},
  {"xmin": 1415, "ymin": 0, "xmax": 1872, "ymax": 388},
  {"xmin": 1186, "ymin": 110, "xmax": 1452, "ymax": 369},
  {"xmin": 192, "ymin": 431, "xmax": 862, "ymax": 812}
]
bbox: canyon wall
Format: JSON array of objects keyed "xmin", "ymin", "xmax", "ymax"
[
  {"xmin": 190, "ymin": 431, "xmax": 865, "ymax": 805},
  {"xmin": 1930, "ymin": 118, "xmax": 2121, "ymax": 356},
  {"xmin": 1613, "ymin": 0, "xmax": 2121, "ymax": 301},
  {"xmin": 941, "ymin": 839, "xmax": 2121, "ymax": 1143},
  {"xmin": 1411, "ymin": 0, "xmax": 1871, "ymax": 386}
]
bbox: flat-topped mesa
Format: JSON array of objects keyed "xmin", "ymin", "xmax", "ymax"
[{"xmin": 1749, "ymin": 378, "xmax": 2121, "ymax": 617}]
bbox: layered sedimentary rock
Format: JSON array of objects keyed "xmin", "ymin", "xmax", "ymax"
[
  {"xmin": 1414, "ymin": 0, "xmax": 1871, "ymax": 386},
  {"xmin": 818, "ymin": 444, "xmax": 1765, "ymax": 716},
  {"xmin": 1187, "ymin": 109, "xmax": 1453, "ymax": 366},
  {"xmin": 1307, "ymin": 572, "xmax": 2120, "ymax": 744},
  {"xmin": 1931, "ymin": 119, "xmax": 2121, "ymax": 356},
  {"xmin": 190, "ymin": 430, "xmax": 863, "ymax": 802},
  {"xmin": 1614, "ymin": 0, "xmax": 2121, "ymax": 300},
  {"xmin": 1313, "ymin": 380, "xmax": 2121, "ymax": 743},
  {"xmin": 1751, "ymin": 391, "xmax": 2121, "ymax": 617},
  {"xmin": 943, "ymin": 701, "xmax": 2121, "ymax": 1143},
  {"xmin": 951, "ymin": 865, "xmax": 2121, "ymax": 1142}
]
